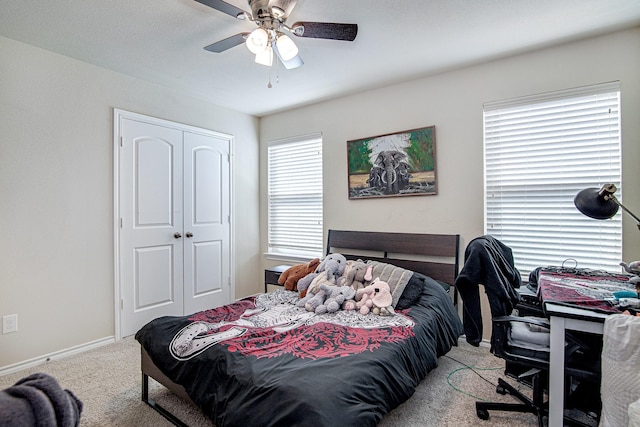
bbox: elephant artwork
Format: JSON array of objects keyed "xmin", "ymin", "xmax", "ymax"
[
  {"xmin": 372, "ymin": 150, "xmax": 408, "ymax": 194},
  {"xmin": 347, "ymin": 125, "xmax": 437, "ymax": 199}
]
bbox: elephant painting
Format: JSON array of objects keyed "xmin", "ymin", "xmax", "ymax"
[
  {"xmin": 372, "ymin": 150, "xmax": 409, "ymax": 194},
  {"xmin": 347, "ymin": 125, "xmax": 436, "ymax": 199}
]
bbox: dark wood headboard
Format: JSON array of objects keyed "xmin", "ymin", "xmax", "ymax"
[{"xmin": 326, "ymin": 230, "xmax": 460, "ymax": 286}]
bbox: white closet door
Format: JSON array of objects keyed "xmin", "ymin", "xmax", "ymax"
[
  {"xmin": 182, "ymin": 131, "xmax": 231, "ymax": 315},
  {"xmin": 117, "ymin": 112, "xmax": 233, "ymax": 337},
  {"xmin": 119, "ymin": 118, "xmax": 184, "ymax": 337}
]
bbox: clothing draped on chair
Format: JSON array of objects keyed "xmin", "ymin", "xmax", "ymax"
[{"xmin": 455, "ymin": 235, "xmax": 521, "ymax": 346}]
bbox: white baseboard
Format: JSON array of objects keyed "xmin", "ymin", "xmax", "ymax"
[{"xmin": 0, "ymin": 336, "xmax": 115, "ymax": 377}]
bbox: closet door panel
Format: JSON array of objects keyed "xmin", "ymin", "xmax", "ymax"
[
  {"xmin": 182, "ymin": 131, "xmax": 231, "ymax": 314},
  {"xmin": 119, "ymin": 118, "xmax": 184, "ymax": 337}
]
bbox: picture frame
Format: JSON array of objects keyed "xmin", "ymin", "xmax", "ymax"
[{"xmin": 347, "ymin": 126, "xmax": 437, "ymax": 199}]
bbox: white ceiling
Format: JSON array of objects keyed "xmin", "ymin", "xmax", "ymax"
[{"xmin": 1, "ymin": 0, "xmax": 640, "ymax": 117}]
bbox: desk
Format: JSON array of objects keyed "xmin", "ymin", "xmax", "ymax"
[
  {"xmin": 546, "ymin": 303, "xmax": 608, "ymax": 426},
  {"xmin": 538, "ymin": 269, "xmax": 634, "ymax": 426}
]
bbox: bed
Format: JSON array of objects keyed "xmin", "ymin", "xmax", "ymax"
[{"xmin": 135, "ymin": 230, "xmax": 464, "ymax": 427}]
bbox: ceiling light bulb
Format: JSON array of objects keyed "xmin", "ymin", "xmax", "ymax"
[
  {"xmin": 246, "ymin": 28, "xmax": 268, "ymax": 54},
  {"xmin": 255, "ymin": 46, "xmax": 273, "ymax": 66},
  {"xmin": 276, "ymin": 34, "xmax": 298, "ymax": 61}
]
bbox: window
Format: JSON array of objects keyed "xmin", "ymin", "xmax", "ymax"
[
  {"xmin": 484, "ymin": 82, "xmax": 622, "ymax": 276},
  {"xmin": 268, "ymin": 133, "xmax": 323, "ymax": 259}
]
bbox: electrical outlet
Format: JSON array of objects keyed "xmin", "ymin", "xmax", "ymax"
[{"xmin": 2, "ymin": 314, "xmax": 18, "ymax": 334}]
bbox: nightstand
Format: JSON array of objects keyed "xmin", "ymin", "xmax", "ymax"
[{"xmin": 264, "ymin": 265, "xmax": 291, "ymax": 293}]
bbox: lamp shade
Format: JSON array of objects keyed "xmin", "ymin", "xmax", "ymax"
[
  {"xmin": 254, "ymin": 46, "xmax": 273, "ymax": 66},
  {"xmin": 246, "ymin": 28, "xmax": 269, "ymax": 54},
  {"xmin": 574, "ymin": 187, "xmax": 619, "ymax": 220},
  {"xmin": 275, "ymin": 34, "xmax": 298, "ymax": 61}
]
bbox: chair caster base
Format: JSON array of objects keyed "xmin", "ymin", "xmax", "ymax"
[{"xmin": 477, "ymin": 408, "xmax": 490, "ymax": 420}]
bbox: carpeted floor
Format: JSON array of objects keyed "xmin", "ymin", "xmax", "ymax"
[{"xmin": 0, "ymin": 336, "xmax": 542, "ymax": 426}]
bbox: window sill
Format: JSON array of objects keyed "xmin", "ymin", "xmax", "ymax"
[{"xmin": 264, "ymin": 252, "xmax": 320, "ymax": 264}]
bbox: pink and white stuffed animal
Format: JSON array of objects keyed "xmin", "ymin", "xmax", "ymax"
[
  {"xmin": 370, "ymin": 280, "xmax": 395, "ymax": 316},
  {"xmin": 355, "ymin": 278, "xmax": 394, "ymax": 315}
]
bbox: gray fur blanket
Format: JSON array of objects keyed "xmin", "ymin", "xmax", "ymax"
[{"xmin": 0, "ymin": 372, "xmax": 82, "ymax": 427}]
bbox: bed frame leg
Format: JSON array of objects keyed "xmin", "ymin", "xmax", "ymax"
[{"xmin": 141, "ymin": 373, "xmax": 190, "ymax": 427}]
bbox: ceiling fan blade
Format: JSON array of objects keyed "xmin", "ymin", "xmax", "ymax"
[
  {"xmin": 204, "ymin": 33, "xmax": 249, "ymax": 53},
  {"xmin": 194, "ymin": 0, "xmax": 249, "ymax": 19},
  {"xmin": 291, "ymin": 22, "xmax": 357, "ymax": 41}
]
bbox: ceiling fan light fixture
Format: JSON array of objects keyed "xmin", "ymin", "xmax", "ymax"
[
  {"xmin": 271, "ymin": 6, "xmax": 285, "ymax": 19},
  {"xmin": 246, "ymin": 28, "xmax": 269, "ymax": 54},
  {"xmin": 254, "ymin": 45, "xmax": 273, "ymax": 66},
  {"xmin": 198, "ymin": 0, "xmax": 359, "ymax": 73},
  {"xmin": 275, "ymin": 34, "xmax": 298, "ymax": 61}
]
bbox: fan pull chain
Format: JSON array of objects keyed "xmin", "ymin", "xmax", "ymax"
[{"xmin": 267, "ymin": 54, "xmax": 281, "ymax": 88}]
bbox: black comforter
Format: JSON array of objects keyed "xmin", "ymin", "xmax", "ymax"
[{"xmin": 135, "ymin": 273, "xmax": 462, "ymax": 427}]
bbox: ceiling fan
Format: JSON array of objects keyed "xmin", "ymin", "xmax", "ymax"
[{"xmin": 195, "ymin": 0, "xmax": 358, "ymax": 70}]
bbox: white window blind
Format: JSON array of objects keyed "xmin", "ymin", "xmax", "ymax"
[
  {"xmin": 484, "ymin": 82, "xmax": 622, "ymax": 276},
  {"xmin": 268, "ymin": 134, "xmax": 323, "ymax": 258}
]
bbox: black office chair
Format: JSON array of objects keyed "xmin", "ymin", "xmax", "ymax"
[
  {"xmin": 455, "ymin": 236, "xmax": 601, "ymax": 425},
  {"xmin": 476, "ymin": 314, "xmax": 601, "ymax": 427}
]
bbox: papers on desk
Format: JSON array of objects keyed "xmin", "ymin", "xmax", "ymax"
[{"xmin": 538, "ymin": 269, "xmax": 635, "ymax": 313}]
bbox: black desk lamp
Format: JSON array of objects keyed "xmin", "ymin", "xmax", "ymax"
[{"xmin": 574, "ymin": 183, "xmax": 640, "ymax": 230}]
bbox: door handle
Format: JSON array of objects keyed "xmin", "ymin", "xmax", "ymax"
[
  {"xmin": 186, "ymin": 232, "xmax": 193, "ymax": 238},
  {"xmin": 174, "ymin": 232, "xmax": 182, "ymax": 238}
]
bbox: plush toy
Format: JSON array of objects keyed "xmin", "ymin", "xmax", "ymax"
[
  {"xmin": 355, "ymin": 278, "xmax": 395, "ymax": 315},
  {"xmin": 621, "ymin": 260, "xmax": 640, "ymax": 275},
  {"xmin": 303, "ymin": 288, "xmax": 329, "ymax": 313},
  {"xmin": 338, "ymin": 261, "xmax": 373, "ymax": 291},
  {"xmin": 355, "ymin": 283, "xmax": 377, "ymax": 315},
  {"xmin": 370, "ymin": 279, "xmax": 395, "ymax": 316},
  {"xmin": 278, "ymin": 258, "xmax": 321, "ymax": 291},
  {"xmin": 342, "ymin": 298, "xmax": 357, "ymax": 311},
  {"xmin": 297, "ymin": 272, "xmax": 317, "ymax": 298},
  {"xmin": 339, "ymin": 260, "xmax": 358, "ymax": 284},
  {"xmin": 306, "ymin": 253, "xmax": 348, "ymax": 295},
  {"xmin": 296, "ymin": 287, "xmax": 314, "ymax": 308},
  {"xmin": 316, "ymin": 283, "xmax": 356, "ymax": 314},
  {"xmin": 620, "ymin": 260, "xmax": 640, "ymax": 292}
]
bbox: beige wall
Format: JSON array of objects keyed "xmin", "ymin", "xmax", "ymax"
[
  {"xmin": 1, "ymin": 26, "xmax": 638, "ymax": 369},
  {"xmin": 0, "ymin": 36, "xmax": 260, "ymax": 368},
  {"xmin": 260, "ymin": 27, "xmax": 640, "ymax": 341}
]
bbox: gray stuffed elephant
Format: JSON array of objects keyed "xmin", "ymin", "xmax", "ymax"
[{"xmin": 306, "ymin": 253, "xmax": 347, "ymax": 295}]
